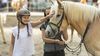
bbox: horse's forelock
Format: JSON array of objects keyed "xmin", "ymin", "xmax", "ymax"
[{"xmin": 50, "ymin": 2, "xmax": 59, "ymax": 23}]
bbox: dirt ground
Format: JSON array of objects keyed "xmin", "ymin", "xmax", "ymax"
[{"xmin": 0, "ymin": 27, "xmax": 89, "ymax": 56}]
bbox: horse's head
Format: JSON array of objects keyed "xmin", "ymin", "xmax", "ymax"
[
  {"xmin": 49, "ymin": 0, "xmax": 64, "ymax": 24},
  {"xmin": 45, "ymin": 0, "xmax": 69, "ymax": 38}
]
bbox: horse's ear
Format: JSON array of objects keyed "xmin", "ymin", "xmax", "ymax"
[{"xmin": 57, "ymin": 0, "xmax": 63, "ymax": 9}]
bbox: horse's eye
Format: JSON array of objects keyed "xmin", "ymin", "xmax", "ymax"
[{"xmin": 56, "ymin": 14, "xmax": 61, "ymax": 17}]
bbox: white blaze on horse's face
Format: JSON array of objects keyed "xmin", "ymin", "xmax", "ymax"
[{"xmin": 50, "ymin": 1, "xmax": 64, "ymax": 25}]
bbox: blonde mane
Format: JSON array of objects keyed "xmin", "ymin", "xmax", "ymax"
[
  {"xmin": 63, "ymin": 1, "xmax": 99, "ymax": 22},
  {"xmin": 50, "ymin": 1, "xmax": 99, "ymax": 23}
]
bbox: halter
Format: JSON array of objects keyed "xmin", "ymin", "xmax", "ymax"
[
  {"xmin": 47, "ymin": 9, "xmax": 64, "ymax": 38},
  {"xmin": 46, "ymin": 8, "xmax": 65, "ymax": 52}
]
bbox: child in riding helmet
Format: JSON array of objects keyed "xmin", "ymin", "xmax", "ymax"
[{"xmin": 9, "ymin": 9, "xmax": 54, "ymax": 56}]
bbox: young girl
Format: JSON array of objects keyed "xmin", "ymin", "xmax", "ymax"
[{"xmin": 9, "ymin": 9, "xmax": 54, "ymax": 56}]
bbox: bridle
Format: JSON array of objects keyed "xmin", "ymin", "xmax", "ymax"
[
  {"xmin": 47, "ymin": 9, "xmax": 64, "ymax": 38},
  {"xmin": 46, "ymin": 8, "xmax": 65, "ymax": 52}
]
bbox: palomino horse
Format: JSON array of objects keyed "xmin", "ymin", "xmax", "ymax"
[{"xmin": 46, "ymin": 0, "xmax": 100, "ymax": 56}]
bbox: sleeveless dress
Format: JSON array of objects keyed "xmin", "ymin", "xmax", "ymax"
[{"xmin": 12, "ymin": 23, "xmax": 35, "ymax": 56}]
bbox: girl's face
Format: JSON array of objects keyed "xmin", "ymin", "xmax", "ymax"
[{"xmin": 22, "ymin": 15, "xmax": 30, "ymax": 24}]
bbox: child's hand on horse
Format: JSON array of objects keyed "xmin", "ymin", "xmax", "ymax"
[{"xmin": 47, "ymin": 10, "xmax": 55, "ymax": 18}]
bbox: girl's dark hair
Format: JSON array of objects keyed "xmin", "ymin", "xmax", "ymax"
[
  {"xmin": 17, "ymin": 21, "xmax": 20, "ymax": 39},
  {"xmin": 17, "ymin": 22, "xmax": 31, "ymax": 39},
  {"xmin": 44, "ymin": 9, "xmax": 47, "ymax": 16},
  {"xmin": 27, "ymin": 24, "xmax": 31, "ymax": 36},
  {"xmin": 17, "ymin": 9, "xmax": 31, "ymax": 39}
]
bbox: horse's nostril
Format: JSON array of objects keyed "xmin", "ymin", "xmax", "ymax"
[
  {"xmin": 48, "ymin": 31, "xmax": 50, "ymax": 35},
  {"xmin": 56, "ymin": 15, "xmax": 61, "ymax": 17}
]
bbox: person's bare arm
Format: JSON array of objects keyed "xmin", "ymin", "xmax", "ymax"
[
  {"xmin": 59, "ymin": 28, "xmax": 70, "ymax": 45},
  {"xmin": 9, "ymin": 33, "xmax": 15, "ymax": 56},
  {"xmin": 41, "ymin": 29, "xmax": 68, "ymax": 45},
  {"xmin": 31, "ymin": 11, "xmax": 54, "ymax": 27},
  {"xmin": 62, "ymin": 29, "xmax": 68, "ymax": 41},
  {"xmin": 51, "ymin": 29, "xmax": 68, "ymax": 45}
]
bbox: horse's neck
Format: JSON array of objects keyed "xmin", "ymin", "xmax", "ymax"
[
  {"xmin": 63, "ymin": 2, "xmax": 86, "ymax": 36},
  {"xmin": 70, "ymin": 19, "xmax": 88, "ymax": 36},
  {"xmin": 63, "ymin": 1, "xmax": 96, "ymax": 36}
]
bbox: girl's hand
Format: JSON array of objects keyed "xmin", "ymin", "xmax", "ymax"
[
  {"xmin": 58, "ymin": 40, "xmax": 65, "ymax": 45},
  {"xmin": 47, "ymin": 10, "xmax": 55, "ymax": 18},
  {"xmin": 55, "ymin": 39, "xmax": 65, "ymax": 45}
]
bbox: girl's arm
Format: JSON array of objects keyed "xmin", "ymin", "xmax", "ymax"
[
  {"xmin": 62, "ymin": 29, "xmax": 68, "ymax": 41},
  {"xmin": 41, "ymin": 29, "xmax": 68, "ymax": 45},
  {"xmin": 9, "ymin": 33, "xmax": 15, "ymax": 56},
  {"xmin": 31, "ymin": 11, "xmax": 54, "ymax": 27},
  {"xmin": 59, "ymin": 29, "xmax": 69, "ymax": 45}
]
